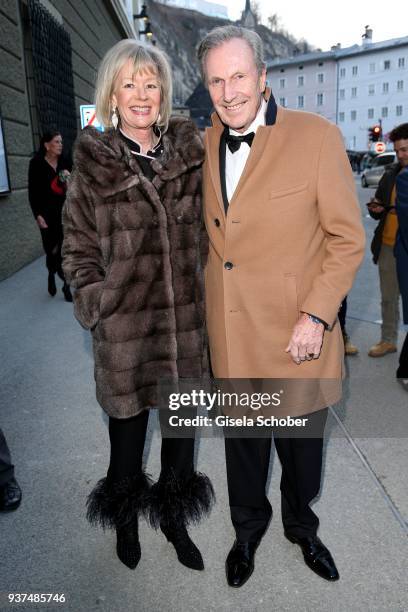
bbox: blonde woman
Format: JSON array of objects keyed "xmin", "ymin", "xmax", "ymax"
[{"xmin": 62, "ymin": 39, "xmax": 213, "ymax": 571}]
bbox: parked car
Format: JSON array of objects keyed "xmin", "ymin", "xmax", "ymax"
[{"xmin": 361, "ymin": 152, "xmax": 397, "ymax": 188}]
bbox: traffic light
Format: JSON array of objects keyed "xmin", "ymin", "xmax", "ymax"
[{"xmin": 369, "ymin": 125, "xmax": 382, "ymax": 142}]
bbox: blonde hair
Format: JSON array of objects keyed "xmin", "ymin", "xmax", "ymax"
[{"xmin": 95, "ymin": 39, "xmax": 173, "ymax": 133}]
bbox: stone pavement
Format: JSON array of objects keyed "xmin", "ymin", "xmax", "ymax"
[{"xmin": 0, "ymin": 177, "xmax": 407, "ymax": 612}]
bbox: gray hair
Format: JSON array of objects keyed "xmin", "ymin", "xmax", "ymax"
[
  {"xmin": 95, "ymin": 39, "xmax": 172, "ymax": 133},
  {"xmin": 197, "ymin": 26, "xmax": 265, "ymax": 84}
]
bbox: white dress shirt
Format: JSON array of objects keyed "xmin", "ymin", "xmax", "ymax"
[{"xmin": 225, "ymin": 98, "xmax": 267, "ymax": 203}]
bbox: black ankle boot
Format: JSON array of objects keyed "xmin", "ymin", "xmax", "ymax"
[
  {"xmin": 86, "ymin": 473, "xmax": 152, "ymax": 570},
  {"xmin": 160, "ymin": 522, "xmax": 204, "ymax": 571},
  {"xmin": 62, "ymin": 282, "xmax": 73, "ymax": 302},
  {"xmin": 48, "ymin": 272, "xmax": 56, "ymax": 297},
  {"xmin": 116, "ymin": 521, "xmax": 141, "ymax": 570}
]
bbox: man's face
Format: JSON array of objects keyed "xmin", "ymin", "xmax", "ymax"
[
  {"xmin": 205, "ymin": 38, "xmax": 266, "ymax": 133},
  {"xmin": 394, "ymin": 139, "xmax": 408, "ymax": 167}
]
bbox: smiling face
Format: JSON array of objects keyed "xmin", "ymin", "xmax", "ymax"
[
  {"xmin": 394, "ymin": 139, "xmax": 408, "ymax": 167},
  {"xmin": 111, "ymin": 58, "xmax": 161, "ymax": 140},
  {"xmin": 204, "ymin": 38, "xmax": 266, "ymax": 133}
]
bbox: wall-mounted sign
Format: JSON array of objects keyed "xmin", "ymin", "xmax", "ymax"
[
  {"xmin": 0, "ymin": 109, "xmax": 11, "ymax": 196},
  {"xmin": 80, "ymin": 105, "xmax": 104, "ymax": 132}
]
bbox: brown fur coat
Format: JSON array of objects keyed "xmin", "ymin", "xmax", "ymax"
[{"xmin": 62, "ymin": 118, "xmax": 208, "ymax": 418}]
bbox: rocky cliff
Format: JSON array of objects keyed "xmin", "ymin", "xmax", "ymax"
[{"xmin": 147, "ymin": 0, "xmax": 309, "ymax": 103}]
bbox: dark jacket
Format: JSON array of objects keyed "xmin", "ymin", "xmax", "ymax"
[
  {"xmin": 62, "ymin": 118, "xmax": 208, "ymax": 418},
  {"xmin": 395, "ymin": 168, "xmax": 408, "ymax": 324},
  {"xmin": 369, "ymin": 163, "xmax": 401, "ymax": 263},
  {"xmin": 28, "ymin": 156, "xmax": 71, "ymax": 227}
]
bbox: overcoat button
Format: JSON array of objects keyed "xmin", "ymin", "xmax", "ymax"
[
  {"xmin": 224, "ymin": 261, "xmax": 233, "ymax": 270},
  {"xmin": 214, "ymin": 218, "xmax": 220, "ymax": 227}
]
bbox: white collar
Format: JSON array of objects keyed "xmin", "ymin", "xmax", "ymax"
[{"xmin": 229, "ymin": 97, "xmax": 266, "ymax": 137}]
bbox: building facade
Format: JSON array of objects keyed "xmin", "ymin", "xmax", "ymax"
[
  {"xmin": 267, "ymin": 32, "xmax": 408, "ymax": 151},
  {"xmin": 0, "ymin": 0, "xmax": 135, "ymax": 280}
]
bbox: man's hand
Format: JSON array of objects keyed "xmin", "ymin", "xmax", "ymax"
[
  {"xmin": 36, "ymin": 215, "xmax": 48, "ymax": 229},
  {"xmin": 285, "ymin": 312, "xmax": 325, "ymax": 365},
  {"xmin": 367, "ymin": 198, "xmax": 385, "ymax": 215}
]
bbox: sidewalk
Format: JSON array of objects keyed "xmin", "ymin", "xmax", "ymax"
[{"xmin": 1, "ymin": 199, "xmax": 407, "ymax": 611}]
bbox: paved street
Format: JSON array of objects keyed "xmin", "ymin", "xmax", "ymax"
[{"xmin": 0, "ymin": 176, "xmax": 407, "ymax": 612}]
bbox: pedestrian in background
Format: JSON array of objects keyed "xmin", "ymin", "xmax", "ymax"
[
  {"xmin": 395, "ymin": 166, "xmax": 408, "ymax": 390},
  {"xmin": 62, "ymin": 39, "xmax": 213, "ymax": 572},
  {"xmin": 28, "ymin": 132, "xmax": 72, "ymax": 302},
  {"xmin": 367, "ymin": 123, "xmax": 408, "ymax": 357},
  {"xmin": 0, "ymin": 428, "xmax": 22, "ymax": 512}
]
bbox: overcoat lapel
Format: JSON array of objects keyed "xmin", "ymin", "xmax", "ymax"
[{"xmin": 206, "ymin": 124, "xmax": 226, "ymax": 219}]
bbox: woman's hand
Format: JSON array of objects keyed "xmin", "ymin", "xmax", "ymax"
[{"xmin": 36, "ymin": 215, "xmax": 48, "ymax": 229}]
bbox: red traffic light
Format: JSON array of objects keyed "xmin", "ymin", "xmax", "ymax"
[{"xmin": 368, "ymin": 125, "xmax": 382, "ymax": 142}]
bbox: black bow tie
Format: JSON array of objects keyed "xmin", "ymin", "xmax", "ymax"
[{"xmin": 226, "ymin": 132, "xmax": 255, "ymax": 153}]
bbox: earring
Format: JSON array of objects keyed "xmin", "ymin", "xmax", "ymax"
[{"xmin": 111, "ymin": 107, "xmax": 119, "ymax": 129}]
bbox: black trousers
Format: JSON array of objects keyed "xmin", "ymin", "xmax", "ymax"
[
  {"xmin": 397, "ymin": 332, "xmax": 408, "ymax": 378},
  {"xmin": 40, "ymin": 226, "xmax": 65, "ymax": 280},
  {"xmin": 0, "ymin": 428, "xmax": 15, "ymax": 487},
  {"xmin": 225, "ymin": 408, "xmax": 328, "ymax": 542},
  {"xmin": 338, "ymin": 297, "xmax": 347, "ymax": 333},
  {"xmin": 107, "ymin": 410, "xmax": 195, "ymax": 484}
]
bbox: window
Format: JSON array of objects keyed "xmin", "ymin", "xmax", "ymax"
[
  {"xmin": 351, "ymin": 87, "xmax": 357, "ymax": 98},
  {"xmin": 339, "ymin": 112, "xmax": 345, "ymax": 122},
  {"xmin": 279, "ymin": 78, "xmax": 285, "ymax": 89},
  {"xmin": 279, "ymin": 97, "xmax": 287, "ymax": 107},
  {"xmin": 396, "ymin": 105, "xmax": 403, "ymax": 117},
  {"xmin": 297, "ymin": 75, "xmax": 304, "ymax": 87},
  {"xmin": 382, "ymin": 82, "xmax": 389, "ymax": 93},
  {"xmin": 340, "ymin": 67, "xmax": 345, "ymax": 78},
  {"xmin": 297, "ymin": 95, "xmax": 304, "ymax": 108},
  {"xmin": 351, "ymin": 110, "xmax": 356, "ymax": 121},
  {"xmin": 339, "ymin": 89, "xmax": 345, "ymax": 100},
  {"xmin": 316, "ymin": 93, "xmax": 324, "ymax": 106},
  {"xmin": 398, "ymin": 58, "xmax": 405, "ymax": 68},
  {"xmin": 369, "ymin": 62, "xmax": 376, "ymax": 73},
  {"xmin": 384, "ymin": 60, "xmax": 390, "ymax": 70},
  {"xmin": 368, "ymin": 84, "xmax": 375, "ymax": 96},
  {"xmin": 397, "ymin": 80, "xmax": 404, "ymax": 91},
  {"xmin": 352, "ymin": 65, "xmax": 358, "ymax": 76},
  {"xmin": 368, "ymin": 108, "xmax": 374, "ymax": 119},
  {"xmin": 382, "ymin": 107, "xmax": 388, "ymax": 118},
  {"xmin": 317, "ymin": 73, "xmax": 324, "ymax": 83}
]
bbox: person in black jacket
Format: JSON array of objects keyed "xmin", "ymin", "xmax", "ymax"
[
  {"xmin": 367, "ymin": 123, "xmax": 408, "ymax": 357},
  {"xmin": 28, "ymin": 131, "xmax": 73, "ymax": 301}
]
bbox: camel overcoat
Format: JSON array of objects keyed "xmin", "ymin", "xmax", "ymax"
[
  {"xmin": 203, "ymin": 91, "xmax": 365, "ymax": 414},
  {"xmin": 62, "ymin": 118, "xmax": 208, "ymax": 418}
]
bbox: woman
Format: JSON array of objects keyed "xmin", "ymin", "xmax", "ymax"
[
  {"xmin": 28, "ymin": 131, "xmax": 72, "ymax": 301},
  {"xmin": 62, "ymin": 40, "xmax": 213, "ymax": 571}
]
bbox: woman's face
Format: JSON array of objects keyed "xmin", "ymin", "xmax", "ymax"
[
  {"xmin": 45, "ymin": 135, "xmax": 63, "ymax": 157},
  {"xmin": 111, "ymin": 59, "xmax": 161, "ymax": 136}
]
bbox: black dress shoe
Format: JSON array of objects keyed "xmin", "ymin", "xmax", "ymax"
[
  {"xmin": 285, "ymin": 533, "xmax": 339, "ymax": 581},
  {"xmin": 160, "ymin": 523, "xmax": 204, "ymax": 571},
  {"xmin": 48, "ymin": 272, "xmax": 56, "ymax": 297},
  {"xmin": 0, "ymin": 477, "xmax": 22, "ymax": 512},
  {"xmin": 226, "ymin": 539, "xmax": 259, "ymax": 587}
]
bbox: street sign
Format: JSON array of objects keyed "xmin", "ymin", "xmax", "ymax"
[
  {"xmin": 80, "ymin": 105, "xmax": 104, "ymax": 132},
  {"xmin": 374, "ymin": 141, "xmax": 386, "ymax": 153}
]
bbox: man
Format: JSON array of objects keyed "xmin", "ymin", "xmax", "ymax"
[
  {"xmin": 367, "ymin": 123, "xmax": 408, "ymax": 357},
  {"xmin": 198, "ymin": 26, "xmax": 365, "ymax": 587},
  {"xmin": 0, "ymin": 428, "xmax": 22, "ymax": 512},
  {"xmin": 395, "ymin": 167, "xmax": 408, "ymax": 389}
]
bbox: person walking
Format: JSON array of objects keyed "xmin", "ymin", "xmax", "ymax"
[{"xmin": 28, "ymin": 131, "xmax": 72, "ymax": 301}]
